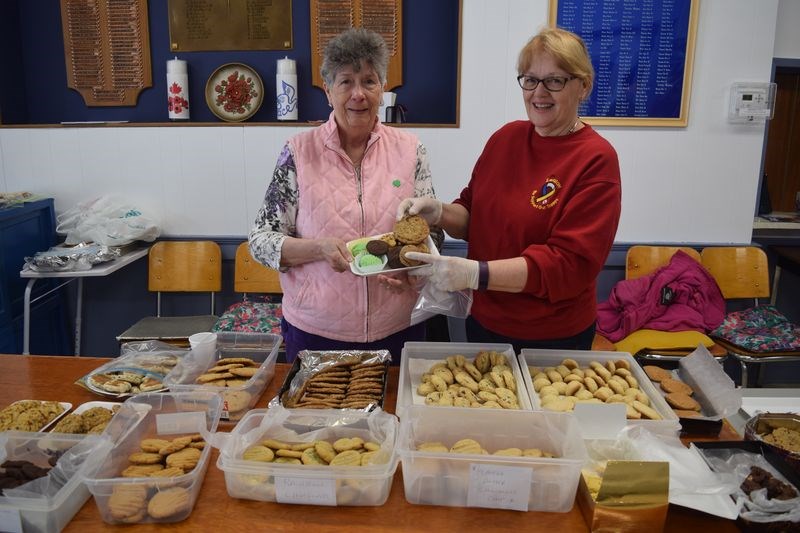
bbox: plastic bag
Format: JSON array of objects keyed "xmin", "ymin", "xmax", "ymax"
[
  {"xmin": 410, "ymin": 278, "xmax": 473, "ymax": 326},
  {"xmin": 56, "ymin": 195, "xmax": 160, "ymax": 246}
]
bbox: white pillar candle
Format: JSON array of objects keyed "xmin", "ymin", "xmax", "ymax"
[
  {"xmin": 167, "ymin": 57, "xmax": 190, "ymax": 120},
  {"xmin": 276, "ymin": 57, "xmax": 298, "ymax": 121}
]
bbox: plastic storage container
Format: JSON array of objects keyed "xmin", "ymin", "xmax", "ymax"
[
  {"xmin": 163, "ymin": 331, "xmax": 281, "ymax": 421},
  {"xmin": 81, "ymin": 392, "xmax": 223, "ymax": 524},
  {"xmin": 397, "ymin": 405, "xmax": 587, "ymax": 512},
  {"xmin": 216, "ymin": 407, "xmax": 399, "ymax": 506},
  {"xmin": 397, "ymin": 342, "xmax": 533, "ymax": 417},
  {"xmin": 0, "ymin": 432, "xmax": 110, "ymax": 533},
  {"xmin": 518, "ymin": 349, "xmax": 680, "ymax": 435}
]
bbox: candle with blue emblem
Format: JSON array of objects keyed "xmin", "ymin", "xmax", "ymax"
[{"xmin": 276, "ymin": 57, "xmax": 298, "ymax": 121}]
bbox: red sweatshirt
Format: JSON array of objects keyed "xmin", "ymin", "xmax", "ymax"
[{"xmin": 454, "ymin": 121, "xmax": 621, "ymax": 340}]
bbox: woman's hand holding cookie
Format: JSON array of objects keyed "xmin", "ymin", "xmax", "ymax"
[{"xmin": 396, "ymin": 197, "xmax": 442, "ymax": 225}]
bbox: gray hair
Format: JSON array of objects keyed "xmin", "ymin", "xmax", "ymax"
[{"xmin": 320, "ymin": 28, "xmax": 389, "ymax": 86}]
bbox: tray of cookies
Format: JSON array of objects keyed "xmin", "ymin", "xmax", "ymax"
[
  {"xmin": 396, "ymin": 342, "xmax": 532, "ymax": 417},
  {"xmin": 0, "ymin": 430, "xmax": 111, "ymax": 533},
  {"xmin": 276, "ymin": 350, "xmax": 390, "ymax": 410},
  {"xmin": 347, "ymin": 214, "xmax": 438, "ymax": 276},
  {"xmin": 641, "ymin": 345, "xmax": 741, "ymax": 435},
  {"xmin": 0, "ymin": 400, "xmax": 71, "ymax": 432},
  {"xmin": 744, "ymin": 413, "xmax": 800, "ymax": 476},
  {"xmin": 397, "ymin": 405, "xmax": 586, "ymax": 511},
  {"xmin": 48, "ymin": 401, "xmax": 122, "ymax": 435},
  {"xmin": 216, "ymin": 406, "xmax": 399, "ymax": 506},
  {"xmin": 77, "ymin": 341, "xmax": 186, "ymax": 399},
  {"xmin": 163, "ymin": 331, "xmax": 282, "ymax": 421},
  {"xmin": 81, "ymin": 392, "xmax": 222, "ymax": 525},
  {"xmin": 518, "ymin": 350, "xmax": 680, "ymax": 435}
]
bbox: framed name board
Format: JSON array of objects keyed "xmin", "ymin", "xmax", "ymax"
[{"xmin": 549, "ymin": 0, "xmax": 699, "ymax": 127}]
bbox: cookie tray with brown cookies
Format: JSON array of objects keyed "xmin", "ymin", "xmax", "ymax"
[{"xmin": 274, "ymin": 350, "xmax": 390, "ymax": 411}]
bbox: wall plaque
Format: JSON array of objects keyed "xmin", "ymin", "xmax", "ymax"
[
  {"xmin": 60, "ymin": 0, "xmax": 152, "ymax": 107},
  {"xmin": 168, "ymin": 0, "xmax": 293, "ymax": 52},
  {"xmin": 310, "ymin": 0, "xmax": 402, "ymax": 90}
]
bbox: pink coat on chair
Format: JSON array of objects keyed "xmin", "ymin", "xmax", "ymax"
[{"xmin": 596, "ymin": 250, "xmax": 726, "ymax": 342}]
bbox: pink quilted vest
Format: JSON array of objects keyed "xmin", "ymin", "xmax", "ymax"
[{"xmin": 280, "ymin": 114, "xmax": 419, "ymax": 342}]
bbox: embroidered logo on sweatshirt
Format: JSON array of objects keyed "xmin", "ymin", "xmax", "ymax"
[{"xmin": 530, "ymin": 177, "xmax": 561, "ymax": 209}]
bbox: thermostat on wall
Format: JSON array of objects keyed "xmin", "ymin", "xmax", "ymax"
[{"xmin": 729, "ymin": 82, "xmax": 777, "ymax": 123}]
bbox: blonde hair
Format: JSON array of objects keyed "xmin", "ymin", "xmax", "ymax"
[{"xmin": 517, "ymin": 28, "xmax": 594, "ymax": 95}]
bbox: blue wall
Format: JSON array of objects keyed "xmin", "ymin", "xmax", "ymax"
[{"xmin": 1, "ymin": 0, "xmax": 459, "ymax": 124}]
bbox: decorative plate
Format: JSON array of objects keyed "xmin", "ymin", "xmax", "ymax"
[{"xmin": 205, "ymin": 63, "xmax": 264, "ymax": 122}]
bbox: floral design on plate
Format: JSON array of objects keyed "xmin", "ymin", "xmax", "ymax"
[{"xmin": 205, "ymin": 63, "xmax": 264, "ymax": 122}]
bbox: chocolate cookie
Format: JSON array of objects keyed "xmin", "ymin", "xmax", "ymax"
[
  {"xmin": 366, "ymin": 240, "xmax": 389, "ymax": 255},
  {"xmin": 386, "ymin": 246, "xmax": 403, "ymax": 268}
]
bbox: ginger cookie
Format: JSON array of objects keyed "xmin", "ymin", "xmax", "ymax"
[
  {"xmin": 665, "ymin": 392, "xmax": 701, "ymax": 411},
  {"xmin": 643, "ymin": 365, "xmax": 672, "ymax": 382},
  {"xmin": 659, "ymin": 377, "xmax": 694, "ymax": 395}
]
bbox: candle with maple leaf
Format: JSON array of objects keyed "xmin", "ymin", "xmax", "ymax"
[{"xmin": 167, "ymin": 58, "xmax": 190, "ymax": 120}]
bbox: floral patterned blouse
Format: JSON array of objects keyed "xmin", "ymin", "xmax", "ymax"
[{"xmin": 249, "ymin": 141, "xmax": 437, "ymax": 270}]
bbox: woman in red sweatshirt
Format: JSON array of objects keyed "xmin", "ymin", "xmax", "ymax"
[{"xmin": 399, "ymin": 28, "xmax": 621, "ymax": 352}]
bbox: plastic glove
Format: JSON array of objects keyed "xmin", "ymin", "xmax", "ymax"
[
  {"xmin": 396, "ymin": 197, "xmax": 443, "ymax": 225},
  {"xmin": 404, "ymin": 252, "xmax": 478, "ymax": 292}
]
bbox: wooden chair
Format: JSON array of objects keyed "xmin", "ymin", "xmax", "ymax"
[
  {"xmin": 701, "ymin": 246, "xmax": 800, "ymax": 387},
  {"xmin": 211, "ymin": 243, "xmax": 283, "ymax": 337},
  {"xmin": 625, "ymin": 245, "xmax": 701, "ymax": 280},
  {"xmin": 603, "ymin": 245, "xmax": 727, "ymax": 362},
  {"xmin": 117, "ymin": 241, "xmax": 222, "ymax": 345}
]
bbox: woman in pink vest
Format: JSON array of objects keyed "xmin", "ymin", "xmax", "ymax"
[
  {"xmin": 398, "ymin": 28, "xmax": 621, "ymax": 354},
  {"xmin": 249, "ymin": 28, "xmax": 439, "ymax": 362}
]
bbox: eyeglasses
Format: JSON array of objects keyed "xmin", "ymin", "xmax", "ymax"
[{"xmin": 516, "ymin": 75, "xmax": 577, "ymax": 92}]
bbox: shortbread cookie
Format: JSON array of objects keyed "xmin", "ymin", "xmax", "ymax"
[
  {"xmin": 301, "ymin": 447, "xmax": 327, "ymax": 465},
  {"xmin": 140, "ymin": 438, "xmax": 171, "ymax": 453},
  {"xmin": 243, "ymin": 445, "xmax": 275, "ymax": 462},
  {"xmin": 315, "ymin": 441, "xmax": 337, "ymax": 463},
  {"xmin": 165, "ymin": 447, "xmax": 202, "ymax": 471},
  {"xmin": 147, "ymin": 487, "xmax": 191, "ymax": 520},
  {"xmin": 148, "ymin": 466, "xmax": 185, "ymax": 478},
  {"xmin": 108, "ymin": 484, "xmax": 147, "ymax": 521},
  {"xmin": 329, "ymin": 450, "xmax": 362, "ymax": 466},
  {"xmin": 450, "ymin": 438, "xmax": 482, "ymax": 454},
  {"xmin": 229, "ymin": 367, "xmax": 258, "ymax": 378},
  {"xmin": 128, "ymin": 452, "xmax": 163, "ymax": 465},
  {"xmin": 121, "ymin": 464, "xmax": 164, "ymax": 477}
]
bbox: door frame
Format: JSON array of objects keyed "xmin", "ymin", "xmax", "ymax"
[{"xmin": 757, "ymin": 57, "xmax": 800, "ymax": 215}]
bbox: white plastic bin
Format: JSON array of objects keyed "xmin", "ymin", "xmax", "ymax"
[
  {"xmin": 216, "ymin": 407, "xmax": 399, "ymax": 506},
  {"xmin": 397, "ymin": 342, "xmax": 532, "ymax": 417},
  {"xmin": 0, "ymin": 432, "xmax": 110, "ymax": 533},
  {"xmin": 518, "ymin": 349, "xmax": 680, "ymax": 435},
  {"xmin": 81, "ymin": 392, "xmax": 222, "ymax": 524},
  {"xmin": 164, "ymin": 332, "xmax": 281, "ymax": 420},
  {"xmin": 397, "ymin": 406, "xmax": 586, "ymax": 512}
]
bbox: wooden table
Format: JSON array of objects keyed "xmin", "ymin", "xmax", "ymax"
[{"xmin": 0, "ymin": 355, "xmax": 741, "ymax": 532}]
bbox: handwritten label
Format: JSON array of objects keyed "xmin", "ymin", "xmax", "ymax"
[
  {"xmin": 275, "ymin": 476, "xmax": 337, "ymax": 506},
  {"xmin": 467, "ymin": 463, "xmax": 532, "ymax": 511},
  {"xmin": 156, "ymin": 411, "xmax": 205, "ymax": 435},
  {"xmin": 0, "ymin": 508, "xmax": 23, "ymax": 533}
]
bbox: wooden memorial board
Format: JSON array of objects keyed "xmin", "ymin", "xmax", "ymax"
[
  {"xmin": 60, "ymin": 0, "xmax": 152, "ymax": 107},
  {"xmin": 310, "ymin": 0, "xmax": 402, "ymax": 91}
]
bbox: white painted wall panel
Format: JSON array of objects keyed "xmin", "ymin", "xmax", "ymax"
[{"xmin": 0, "ymin": 0, "xmax": 793, "ymax": 245}]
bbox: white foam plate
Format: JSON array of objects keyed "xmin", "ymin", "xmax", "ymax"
[{"xmin": 347, "ymin": 233, "xmax": 437, "ymax": 277}]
